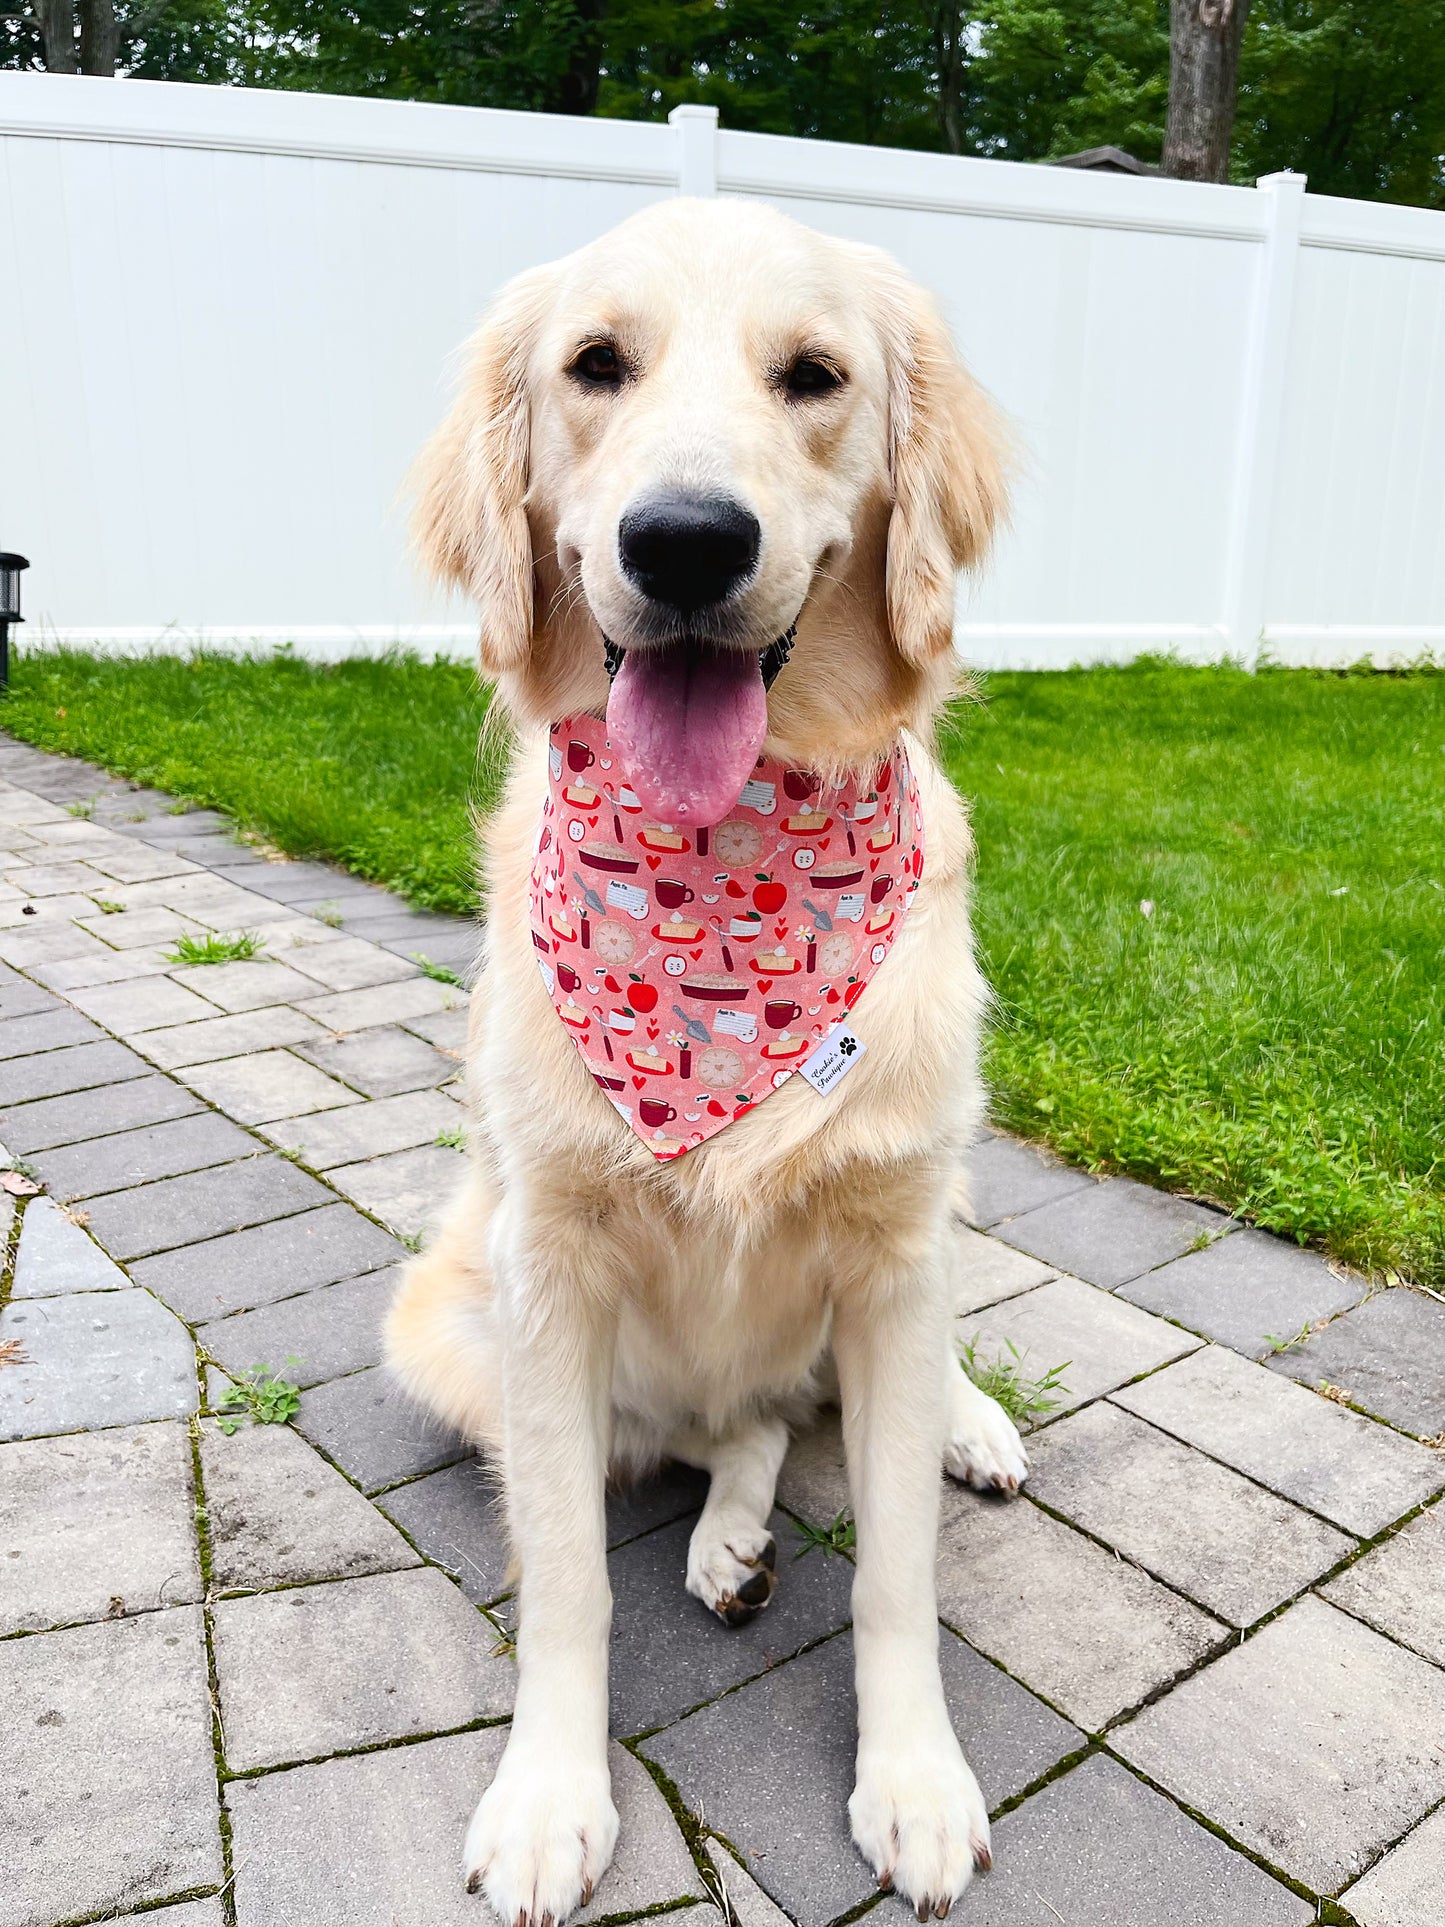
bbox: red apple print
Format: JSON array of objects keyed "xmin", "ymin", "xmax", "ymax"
[
  {"xmin": 628, "ymin": 979, "xmax": 658, "ymax": 1013},
  {"xmin": 752, "ymin": 876, "xmax": 786, "ymax": 913},
  {"xmin": 726, "ymin": 880, "xmax": 747, "ymax": 900},
  {"xmin": 844, "ymin": 978, "xmax": 866, "ymax": 1009},
  {"xmin": 707, "ymin": 1099, "xmax": 727, "ymax": 1117},
  {"xmin": 825, "ymin": 988, "xmax": 840, "ymax": 1004}
]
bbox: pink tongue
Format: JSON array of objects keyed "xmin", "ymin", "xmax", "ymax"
[{"xmin": 607, "ymin": 647, "xmax": 767, "ymax": 827}]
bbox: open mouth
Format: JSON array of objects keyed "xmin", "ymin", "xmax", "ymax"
[{"xmin": 603, "ymin": 631, "xmax": 795, "ymax": 828}]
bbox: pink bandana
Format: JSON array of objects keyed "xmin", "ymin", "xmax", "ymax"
[{"xmin": 531, "ymin": 713, "xmax": 925, "ymax": 1158}]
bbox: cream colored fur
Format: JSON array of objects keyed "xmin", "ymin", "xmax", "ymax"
[{"xmin": 386, "ymin": 197, "xmax": 1027, "ymax": 1925}]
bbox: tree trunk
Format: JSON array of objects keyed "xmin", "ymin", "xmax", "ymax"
[
  {"xmin": 79, "ymin": 0, "xmax": 119, "ymax": 74},
  {"xmin": 555, "ymin": 0, "xmax": 604, "ymax": 116},
  {"xmin": 1162, "ymin": 0, "xmax": 1251, "ymax": 181},
  {"xmin": 933, "ymin": 4, "xmax": 969, "ymax": 155},
  {"xmin": 37, "ymin": 0, "xmax": 79, "ymax": 71}
]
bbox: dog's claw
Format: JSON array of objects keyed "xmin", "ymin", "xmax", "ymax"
[
  {"xmin": 972, "ymin": 1840, "xmax": 992, "ymax": 1875},
  {"xmin": 466, "ymin": 1871, "xmax": 482, "ymax": 1895},
  {"xmin": 581, "ymin": 1881, "xmax": 594, "ymax": 1907}
]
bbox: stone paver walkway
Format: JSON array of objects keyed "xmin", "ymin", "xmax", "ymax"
[{"xmin": 2, "ymin": 732, "xmax": 1444, "ymax": 1927}]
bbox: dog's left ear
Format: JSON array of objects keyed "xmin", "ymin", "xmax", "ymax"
[
  {"xmin": 410, "ymin": 264, "xmax": 554, "ymax": 678},
  {"xmin": 868, "ymin": 257, "xmax": 1009, "ymax": 663}
]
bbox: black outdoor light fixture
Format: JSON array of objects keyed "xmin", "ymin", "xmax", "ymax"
[{"xmin": 0, "ymin": 552, "xmax": 28, "ymax": 693}]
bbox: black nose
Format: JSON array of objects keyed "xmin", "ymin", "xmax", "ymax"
[{"xmin": 618, "ymin": 492, "xmax": 761, "ymax": 613}]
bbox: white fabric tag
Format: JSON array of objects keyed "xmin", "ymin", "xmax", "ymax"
[{"xmin": 798, "ymin": 1025, "xmax": 866, "ymax": 1096}]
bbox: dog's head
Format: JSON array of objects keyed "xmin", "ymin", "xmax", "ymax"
[{"xmin": 415, "ymin": 198, "xmax": 1006, "ymax": 824}]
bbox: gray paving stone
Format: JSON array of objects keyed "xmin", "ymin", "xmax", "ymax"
[
  {"xmin": 383, "ymin": 927, "xmax": 479, "ymax": 978},
  {"xmin": 86, "ymin": 839, "xmax": 203, "ymax": 883},
  {"xmin": 0, "ymin": 918, "xmax": 122, "ymax": 967},
  {"xmin": 935, "ymin": 1487, "xmax": 1225, "ymax": 1731},
  {"xmin": 4, "ymin": 1036, "xmax": 153, "ymax": 1101},
  {"xmin": 403, "ymin": 1005, "xmax": 469, "ymax": 1052},
  {"xmin": 117, "ymin": 1900, "xmax": 225, "ymax": 1925},
  {"xmin": 279, "ymin": 933, "xmax": 421, "ymax": 991},
  {"xmin": 376, "ymin": 1457, "xmax": 510, "ymax": 1603},
  {"xmin": 950, "ymin": 1753, "xmax": 1313, "ymax": 1927},
  {"xmin": 31, "ymin": 1110, "xmax": 258, "ymax": 1201},
  {"xmin": 68, "ymin": 975, "xmax": 222, "ymax": 1033},
  {"xmin": 952, "ymin": 1222, "xmax": 1058, "ymax": 1315},
  {"xmin": 705, "ymin": 1841, "xmax": 791, "ymax": 1927},
  {"xmin": 200, "ymin": 1419, "xmax": 419, "ymax": 1592},
  {"xmin": 1026, "ymin": 1401, "xmax": 1355, "ymax": 1626},
  {"xmin": 139, "ymin": 1003, "xmax": 332, "ymax": 1070},
  {"xmin": 295, "ymin": 1363, "xmax": 469, "ymax": 1492},
  {"xmin": 0, "ymin": 1420, "xmax": 201, "ymax": 1634},
  {"xmin": 0, "ymin": 1289, "xmax": 197, "ymax": 1440},
  {"xmin": 11, "ymin": 1195, "xmax": 132, "ymax": 1295},
  {"xmin": 606, "ymin": 1457, "xmax": 712, "ymax": 1543},
  {"xmin": 0, "ymin": 1071, "xmax": 204, "ymax": 1153},
  {"xmin": 1118, "ymin": 1224, "xmax": 1368, "ymax": 1359},
  {"xmin": 82, "ymin": 1154, "xmax": 330, "ymax": 1260},
  {"xmin": 227, "ymin": 1728, "xmax": 701, "ymax": 1927},
  {"xmin": 226, "ymin": 857, "xmax": 357, "ymax": 900},
  {"xmin": 997, "ymin": 1176, "xmax": 1235, "ymax": 1289},
  {"xmin": 1323, "ymin": 1499, "xmax": 1445, "ymax": 1666},
  {"xmin": 1113, "ymin": 1344, "xmax": 1445, "ymax": 1537},
  {"xmin": 260, "ymin": 1087, "xmax": 461, "ymax": 1168},
  {"xmin": 327, "ymin": 1144, "xmax": 462, "ymax": 1240},
  {"xmin": 32, "ymin": 942, "xmax": 182, "ymax": 991},
  {"xmin": 3, "ymin": 858, "xmax": 114, "ymax": 898},
  {"xmin": 75, "ymin": 906, "xmax": 208, "ymax": 950},
  {"xmin": 178, "ymin": 1048, "xmax": 364, "ymax": 1125},
  {"xmin": 0, "ymin": 976, "xmax": 59, "ymax": 1018},
  {"xmin": 644, "ymin": 1627, "xmax": 1081, "ymax": 1927},
  {"xmin": 169, "ymin": 956, "xmax": 330, "ymax": 1011},
  {"xmin": 776, "ymin": 1408, "xmax": 850, "ymax": 1525},
  {"xmin": 607, "ymin": 1507, "xmax": 854, "ymax": 1735},
  {"xmin": 132, "ymin": 1202, "xmax": 402, "ymax": 1321},
  {"xmin": 958, "ymin": 1274, "xmax": 1201, "ymax": 1420},
  {"xmin": 214, "ymin": 1567, "xmax": 513, "ymax": 1770},
  {"xmin": 296, "ymin": 1023, "xmax": 460, "ymax": 1097},
  {"xmin": 133, "ymin": 808, "xmax": 234, "ymax": 841},
  {"xmin": 0, "ymin": 1607, "xmax": 222, "ymax": 1926},
  {"xmin": 964, "ymin": 1135, "xmax": 1094, "ymax": 1227},
  {"xmin": 295, "ymin": 976, "xmax": 460, "ymax": 1035},
  {"xmin": 0, "ymin": 1003, "xmax": 103, "ymax": 1056},
  {"xmin": 1267, "ymin": 1288, "xmax": 1445, "ymax": 1437},
  {"xmin": 199, "ymin": 1268, "xmax": 398, "ymax": 1388},
  {"xmin": 1342, "ymin": 1801, "xmax": 1445, "ymax": 1927},
  {"xmin": 1113, "ymin": 1595, "xmax": 1445, "ymax": 1894}
]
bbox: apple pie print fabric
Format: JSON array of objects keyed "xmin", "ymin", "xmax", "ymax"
[{"xmin": 531, "ymin": 713, "xmax": 925, "ymax": 1159}]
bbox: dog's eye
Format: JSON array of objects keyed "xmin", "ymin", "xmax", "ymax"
[
  {"xmin": 570, "ymin": 342, "xmax": 624, "ymax": 388},
  {"xmin": 784, "ymin": 356, "xmax": 845, "ymax": 400}
]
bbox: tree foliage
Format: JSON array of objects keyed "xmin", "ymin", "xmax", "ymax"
[{"xmin": 3, "ymin": 0, "xmax": 1441, "ymax": 207}]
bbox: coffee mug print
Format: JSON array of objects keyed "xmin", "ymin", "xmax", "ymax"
[{"xmin": 531, "ymin": 714, "xmax": 925, "ymax": 1158}]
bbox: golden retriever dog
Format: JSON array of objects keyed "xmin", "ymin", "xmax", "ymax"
[{"xmin": 386, "ymin": 195, "xmax": 1028, "ymax": 1924}]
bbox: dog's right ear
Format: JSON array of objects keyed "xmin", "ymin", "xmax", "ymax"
[{"xmin": 411, "ymin": 266, "xmax": 554, "ymax": 678}]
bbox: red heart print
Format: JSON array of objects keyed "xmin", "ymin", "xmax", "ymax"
[
  {"xmin": 632, "ymin": 1076, "xmax": 645, "ymax": 1090},
  {"xmin": 726, "ymin": 881, "xmax": 747, "ymax": 899},
  {"xmin": 588, "ymin": 815, "xmax": 599, "ymax": 828},
  {"xmin": 689, "ymin": 948, "xmax": 703, "ymax": 961},
  {"xmin": 707, "ymin": 1099, "xmax": 727, "ymax": 1116},
  {"xmin": 775, "ymin": 920, "xmax": 788, "ymax": 939},
  {"xmin": 818, "ymin": 838, "xmax": 830, "ymax": 851},
  {"xmin": 646, "ymin": 1022, "xmax": 660, "ymax": 1040},
  {"xmin": 551, "ymin": 939, "xmax": 560, "ymax": 954},
  {"xmin": 645, "ymin": 855, "xmax": 661, "ymax": 871},
  {"xmin": 868, "ymin": 857, "xmax": 880, "ymax": 873},
  {"xmin": 756, "ymin": 978, "xmax": 773, "ymax": 994}
]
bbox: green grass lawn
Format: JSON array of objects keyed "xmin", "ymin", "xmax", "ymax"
[{"xmin": 5, "ymin": 647, "xmax": 1443, "ymax": 1286}]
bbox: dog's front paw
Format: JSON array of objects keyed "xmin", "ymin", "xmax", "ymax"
[
  {"xmin": 943, "ymin": 1377, "xmax": 1030, "ymax": 1495},
  {"xmin": 464, "ymin": 1742, "xmax": 618, "ymax": 1924},
  {"xmin": 849, "ymin": 1738, "xmax": 991, "ymax": 1919},
  {"xmin": 685, "ymin": 1512, "xmax": 777, "ymax": 1626}
]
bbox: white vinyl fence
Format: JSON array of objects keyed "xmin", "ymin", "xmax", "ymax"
[{"xmin": 3, "ymin": 72, "xmax": 1444, "ymax": 669}]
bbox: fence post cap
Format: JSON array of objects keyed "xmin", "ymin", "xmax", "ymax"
[
  {"xmin": 1256, "ymin": 170, "xmax": 1307, "ymax": 193},
  {"xmin": 668, "ymin": 104, "xmax": 720, "ymax": 126}
]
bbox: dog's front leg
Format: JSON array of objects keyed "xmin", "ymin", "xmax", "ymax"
[
  {"xmin": 835, "ymin": 1252, "xmax": 991, "ymax": 1917},
  {"xmin": 463, "ymin": 1195, "xmax": 619, "ymax": 1923}
]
